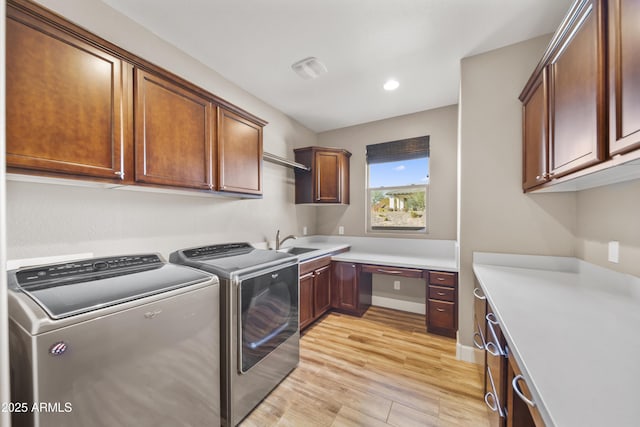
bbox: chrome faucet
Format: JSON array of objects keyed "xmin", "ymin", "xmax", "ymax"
[{"xmin": 275, "ymin": 229, "xmax": 297, "ymax": 250}]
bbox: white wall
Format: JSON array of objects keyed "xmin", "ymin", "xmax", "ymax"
[
  {"xmin": 457, "ymin": 35, "xmax": 577, "ymax": 347},
  {"xmin": 1, "ymin": 0, "xmax": 12, "ymax": 423},
  {"xmin": 6, "ymin": 0, "xmax": 318, "ymax": 262},
  {"xmin": 575, "ymin": 179, "xmax": 640, "ymax": 277},
  {"xmin": 316, "ymin": 105, "xmax": 458, "ymax": 240}
]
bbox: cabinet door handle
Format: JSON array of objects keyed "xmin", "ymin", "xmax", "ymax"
[
  {"xmin": 512, "ymin": 375, "xmax": 536, "ymax": 408},
  {"xmin": 484, "ymin": 391, "xmax": 499, "ymax": 412},
  {"xmin": 114, "ymin": 171, "xmax": 124, "ymax": 178},
  {"xmin": 473, "ymin": 332, "xmax": 485, "ymax": 349},
  {"xmin": 473, "ymin": 287, "xmax": 486, "ymax": 300}
]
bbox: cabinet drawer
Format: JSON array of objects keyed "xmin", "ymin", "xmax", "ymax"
[
  {"xmin": 299, "ymin": 255, "xmax": 331, "ymax": 276},
  {"xmin": 429, "ymin": 271, "xmax": 457, "ymax": 287},
  {"xmin": 361, "ymin": 264, "xmax": 423, "ymax": 278},
  {"xmin": 428, "ymin": 285, "xmax": 455, "ymax": 302},
  {"xmin": 428, "ymin": 300, "xmax": 455, "ymax": 329}
]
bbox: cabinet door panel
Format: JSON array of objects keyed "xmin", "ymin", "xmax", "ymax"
[
  {"xmin": 549, "ymin": 0, "xmax": 605, "ymax": 177},
  {"xmin": 609, "ymin": 0, "xmax": 640, "ymax": 155},
  {"xmin": 135, "ymin": 69, "xmax": 212, "ymax": 189},
  {"xmin": 315, "ymin": 151, "xmax": 341, "ymax": 202},
  {"xmin": 522, "ymin": 71, "xmax": 549, "ymax": 190},
  {"xmin": 331, "ymin": 262, "xmax": 358, "ymax": 312},
  {"xmin": 299, "ymin": 273, "xmax": 314, "ymax": 330},
  {"xmin": 218, "ymin": 108, "xmax": 263, "ymax": 195},
  {"xmin": 313, "ymin": 265, "xmax": 331, "ymax": 316},
  {"xmin": 6, "ymin": 10, "xmax": 126, "ymax": 179}
]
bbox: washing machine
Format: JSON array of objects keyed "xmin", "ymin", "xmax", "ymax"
[{"xmin": 7, "ymin": 253, "xmax": 220, "ymax": 427}]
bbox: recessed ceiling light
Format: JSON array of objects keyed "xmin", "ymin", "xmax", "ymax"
[{"xmin": 383, "ymin": 79, "xmax": 399, "ymax": 91}]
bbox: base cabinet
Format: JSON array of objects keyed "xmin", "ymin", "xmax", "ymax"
[
  {"xmin": 426, "ymin": 271, "xmax": 458, "ymax": 338},
  {"xmin": 299, "ymin": 257, "xmax": 333, "ymax": 331},
  {"xmin": 331, "ymin": 262, "xmax": 371, "ymax": 316}
]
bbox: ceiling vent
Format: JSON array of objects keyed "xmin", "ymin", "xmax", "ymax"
[{"xmin": 291, "ymin": 57, "xmax": 327, "ymax": 80}]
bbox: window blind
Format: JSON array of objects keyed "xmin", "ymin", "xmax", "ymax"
[{"xmin": 366, "ymin": 136, "xmax": 430, "ymax": 164}]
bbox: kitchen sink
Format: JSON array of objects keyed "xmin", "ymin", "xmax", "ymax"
[{"xmin": 277, "ymin": 247, "xmax": 317, "ymax": 255}]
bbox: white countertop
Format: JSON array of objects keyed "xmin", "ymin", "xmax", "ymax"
[
  {"xmin": 282, "ymin": 236, "xmax": 458, "ymax": 272},
  {"xmin": 473, "ymin": 252, "xmax": 640, "ymax": 427}
]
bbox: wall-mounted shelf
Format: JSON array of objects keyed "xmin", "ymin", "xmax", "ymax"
[{"xmin": 263, "ymin": 152, "xmax": 310, "ymax": 171}]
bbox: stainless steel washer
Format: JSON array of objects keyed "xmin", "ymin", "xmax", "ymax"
[
  {"xmin": 170, "ymin": 243, "xmax": 299, "ymax": 427},
  {"xmin": 7, "ymin": 254, "xmax": 220, "ymax": 427}
]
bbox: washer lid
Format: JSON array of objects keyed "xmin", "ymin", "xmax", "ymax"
[
  {"xmin": 8, "ymin": 254, "xmax": 214, "ymax": 319},
  {"xmin": 170, "ymin": 243, "xmax": 295, "ymax": 276}
]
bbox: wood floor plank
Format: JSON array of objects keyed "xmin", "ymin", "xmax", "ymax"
[{"xmin": 240, "ymin": 306, "xmax": 490, "ymax": 427}]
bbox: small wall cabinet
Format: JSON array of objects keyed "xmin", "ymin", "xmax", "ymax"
[{"xmin": 294, "ymin": 147, "xmax": 351, "ymax": 204}]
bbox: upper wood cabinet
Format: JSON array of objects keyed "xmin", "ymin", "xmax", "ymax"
[
  {"xmin": 608, "ymin": 0, "xmax": 640, "ymax": 155},
  {"xmin": 548, "ymin": 0, "xmax": 606, "ymax": 178},
  {"xmin": 294, "ymin": 147, "xmax": 351, "ymax": 204},
  {"xmin": 218, "ymin": 108, "xmax": 263, "ymax": 195},
  {"xmin": 5, "ymin": 0, "xmax": 266, "ymax": 197},
  {"xmin": 521, "ymin": 70, "xmax": 549, "ymax": 190},
  {"xmin": 6, "ymin": 3, "xmax": 128, "ymax": 181},
  {"xmin": 134, "ymin": 69, "xmax": 213, "ymax": 190}
]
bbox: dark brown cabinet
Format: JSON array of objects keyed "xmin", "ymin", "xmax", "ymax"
[
  {"xmin": 6, "ymin": 3, "xmax": 128, "ymax": 181},
  {"xmin": 426, "ymin": 271, "xmax": 458, "ymax": 338},
  {"xmin": 6, "ymin": 0, "xmax": 266, "ymax": 197},
  {"xmin": 299, "ymin": 256, "xmax": 333, "ymax": 331},
  {"xmin": 294, "ymin": 147, "xmax": 351, "ymax": 204},
  {"xmin": 218, "ymin": 108, "xmax": 263, "ymax": 195},
  {"xmin": 608, "ymin": 0, "xmax": 640, "ymax": 155},
  {"xmin": 134, "ymin": 69, "xmax": 213, "ymax": 190},
  {"xmin": 331, "ymin": 262, "xmax": 371, "ymax": 316},
  {"xmin": 521, "ymin": 70, "xmax": 549, "ymax": 190},
  {"xmin": 506, "ymin": 356, "xmax": 545, "ymax": 427},
  {"xmin": 548, "ymin": 0, "xmax": 606, "ymax": 178}
]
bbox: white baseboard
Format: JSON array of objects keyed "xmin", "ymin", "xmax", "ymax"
[
  {"xmin": 371, "ymin": 296, "xmax": 426, "ymax": 315},
  {"xmin": 456, "ymin": 341, "xmax": 484, "ymax": 364}
]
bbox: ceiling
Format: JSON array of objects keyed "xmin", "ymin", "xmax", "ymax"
[{"xmin": 100, "ymin": 0, "xmax": 572, "ymax": 132}]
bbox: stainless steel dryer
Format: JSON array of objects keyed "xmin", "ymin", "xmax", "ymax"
[
  {"xmin": 7, "ymin": 254, "xmax": 220, "ymax": 427},
  {"xmin": 170, "ymin": 243, "xmax": 299, "ymax": 427}
]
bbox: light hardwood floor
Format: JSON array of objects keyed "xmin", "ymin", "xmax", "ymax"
[{"xmin": 241, "ymin": 307, "xmax": 490, "ymax": 427}]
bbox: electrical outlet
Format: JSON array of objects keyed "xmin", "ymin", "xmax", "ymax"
[
  {"xmin": 302, "ymin": 226, "xmax": 308, "ymax": 235},
  {"xmin": 608, "ymin": 241, "xmax": 619, "ymax": 263},
  {"xmin": 393, "ymin": 280, "xmax": 400, "ymax": 290},
  {"xmin": 338, "ymin": 226, "xmax": 344, "ymax": 235}
]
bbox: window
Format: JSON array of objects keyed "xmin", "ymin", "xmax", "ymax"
[{"xmin": 366, "ymin": 136, "xmax": 429, "ymax": 232}]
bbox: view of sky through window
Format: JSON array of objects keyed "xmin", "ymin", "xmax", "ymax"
[{"xmin": 369, "ymin": 158, "xmax": 430, "ymax": 187}]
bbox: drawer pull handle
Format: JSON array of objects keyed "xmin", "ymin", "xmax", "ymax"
[
  {"xmin": 437, "ymin": 292, "xmax": 446, "ymax": 296},
  {"xmin": 473, "ymin": 287, "xmax": 486, "ymax": 300},
  {"xmin": 435, "ymin": 308, "xmax": 445, "ymax": 312},
  {"xmin": 484, "ymin": 391, "xmax": 499, "ymax": 412},
  {"xmin": 436, "ymin": 277, "xmax": 445, "ymax": 281},
  {"xmin": 377, "ymin": 269, "xmax": 401, "ymax": 274},
  {"xmin": 473, "ymin": 332, "xmax": 485, "ymax": 349},
  {"xmin": 486, "ymin": 312, "xmax": 499, "ymax": 325},
  {"xmin": 513, "ymin": 375, "xmax": 536, "ymax": 408},
  {"xmin": 485, "ymin": 341, "xmax": 501, "ymax": 357}
]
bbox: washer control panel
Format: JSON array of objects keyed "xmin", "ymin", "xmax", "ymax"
[{"xmin": 16, "ymin": 254, "xmax": 163, "ymax": 287}]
